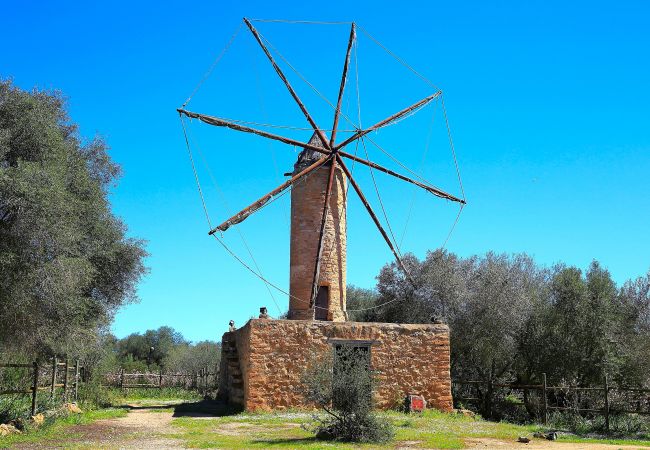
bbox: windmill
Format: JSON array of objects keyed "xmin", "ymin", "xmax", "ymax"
[{"xmin": 178, "ymin": 18, "xmax": 466, "ymax": 322}]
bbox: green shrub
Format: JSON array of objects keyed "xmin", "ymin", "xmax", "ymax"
[{"xmin": 301, "ymin": 345, "xmax": 394, "ymax": 443}]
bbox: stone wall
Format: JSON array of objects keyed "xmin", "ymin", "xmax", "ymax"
[{"xmin": 221, "ymin": 319, "xmax": 452, "ymax": 412}]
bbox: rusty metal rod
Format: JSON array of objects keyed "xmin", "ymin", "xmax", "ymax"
[
  {"xmin": 243, "ymin": 18, "xmax": 330, "ymax": 150},
  {"xmin": 337, "ymin": 157, "xmax": 415, "ymax": 286},
  {"xmin": 338, "ymin": 150, "xmax": 465, "ymax": 204},
  {"xmin": 330, "ymin": 23, "xmax": 356, "ymax": 148},
  {"xmin": 177, "ymin": 109, "xmax": 331, "ymax": 157},
  {"xmin": 334, "ymin": 91, "xmax": 442, "ymax": 150},
  {"xmin": 209, "ymin": 155, "xmax": 332, "ymax": 234},
  {"xmin": 309, "ymin": 157, "xmax": 339, "ymax": 309}
]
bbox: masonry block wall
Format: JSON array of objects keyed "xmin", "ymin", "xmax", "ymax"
[
  {"xmin": 289, "ymin": 147, "xmax": 347, "ymax": 321},
  {"xmin": 220, "ymin": 319, "xmax": 453, "ymax": 412}
]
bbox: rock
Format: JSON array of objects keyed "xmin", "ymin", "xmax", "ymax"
[
  {"xmin": 64, "ymin": 402, "xmax": 83, "ymax": 414},
  {"xmin": 517, "ymin": 436, "xmax": 530, "ymax": 443},
  {"xmin": 0, "ymin": 424, "xmax": 21, "ymax": 436},
  {"xmin": 10, "ymin": 418, "xmax": 26, "ymax": 430},
  {"xmin": 454, "ymin": 408, "xmax": 476, "ymax": 418},
  {"xmin": 533, "ymin": 432, "xmax": 545, "ymax": 439},
  {"xmin": 546, "ymin": 431, "xmax": 557, "ymax": 441},
  {"xmin": 31, "ymin": 413, "xmax": 45, "ymax": 426}
]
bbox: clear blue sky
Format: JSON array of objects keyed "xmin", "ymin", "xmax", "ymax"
[{"xmin": 3, "ymin": 1, "xmax": 649, "ymax": 343}]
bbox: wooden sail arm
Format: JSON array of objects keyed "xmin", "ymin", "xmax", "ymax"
[
  {"xmin": 243, "ymin": 18, "xmax": 330, "ymax": 150},
  {"xmin": 208, "ymin": 155, "xmax": 332, "ymax": 234},
  {"xmin": 338, "ymin": 150, "xmax": 465, "ymax": 204},
  {"xmin": 177, "ymin": 109, "xmax": 331, "ymax": 157},
  {"xmin": 334, "ymin": 91, "xmax": 442, "ymax": 150},
  {"xmin": 330, "ymin": 23, "xmax": 356, "ymax": 148},
  {"xmin": 337, "ymin": 156, "xmax": 416, "ymax": 286},
  {"xmin": 309, "ymin": 157, "xmax": 338, "ymax": 308}
]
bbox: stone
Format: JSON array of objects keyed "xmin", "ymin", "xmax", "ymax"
[
  {"xmin": 220, "ymin": 319, "xmax": 452, "ymax": 412},
  {"xmin": 30, "ymin": 413, "xmax": 45, "ymax": 426},
  {"xmin": 0, "ymin": 424, "xmax": 21, "ymax": 436},
  {"xmin": 64, "ymin": 402, "xmax": 82, "ymax": 414},
  {"xmin": 455, "ymin": 408, "xmax": 476, "ymax": 418}
]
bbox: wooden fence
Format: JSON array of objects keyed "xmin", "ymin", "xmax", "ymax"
[
  {"xmin": 453, "ymin": 373, "xmax": 650, "ymax": 431},
  {"xmin": 0, "ymin": 358, "xmax": 82, "ymax": 416},
  {"xmin": 103, "ymin": 367, "xmax": 218, "ymax": 393}
]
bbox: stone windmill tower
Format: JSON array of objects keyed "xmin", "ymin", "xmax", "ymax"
[
  {"xmin": 179, "ymin": 18, "xmax": 464, "ymax": 412},
  {"xmin": 289, "ymin": 133, "xmax": 347, "ymax": 321},
  {"xmin": 179, "ymin": 19, "xmax": 464, "ymax": 323}
]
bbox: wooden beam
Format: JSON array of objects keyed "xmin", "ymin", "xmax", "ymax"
[
  {"xmin": 177, "ymin": 109, "xmax": 331, "ymax": 157},
  {"xmin": 339, "ymin": 150, "xmax": 465, "ymax": 204},
  {"xmin": 334, "ymin": 91, "xmax": 442, "ymax": 150},
  {"xmin": 337, "ymin": 157, "xmax": 415, "ymax": 285},
  {"xmin": 209, "ymin": 155, "xmax": 331, "ymax": 234},
  {"xmin": 330, "ymin": 23, "xmax": 356, "ymax": 148},
  {"xmin": 243, "ymin": 18, "xmax": 330, "ymax": 150}
]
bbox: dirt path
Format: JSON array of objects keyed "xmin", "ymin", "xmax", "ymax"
[
  {"xmin": 16, "ymin": 403, "xmax": 183, "ymax": 449},
  {"xmin": 465, "ymin": 437, "xmax": 648, "ymax": 449}
]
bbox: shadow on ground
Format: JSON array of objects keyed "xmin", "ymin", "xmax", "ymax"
[
  {"xmin": 114, "ymin": 399, "xmax": 242, "ymax": 417},
  {"xmin": 171, "ymin": 399, "xmax": 243, "ymax": 417}
]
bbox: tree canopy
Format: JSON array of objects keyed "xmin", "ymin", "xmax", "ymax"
[
  {"xmin": 0, "ymin": 80, "xmax": 147, "ymax": 357},
  {"xmin": 348, "ymin": 251, "xmax": 650, "ymax": 391}
]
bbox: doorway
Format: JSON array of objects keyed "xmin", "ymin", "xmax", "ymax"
[{"xmin": 315, "ymin": 285, "xmax": 329, "ymax": 320}]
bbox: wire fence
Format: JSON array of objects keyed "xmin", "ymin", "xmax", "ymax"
[{"xmin": 453, "ymin": 374, "xmax": 650, "ymax": 431}]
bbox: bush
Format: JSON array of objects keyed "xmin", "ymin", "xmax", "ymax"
[{"xmin": 301, "ymin": 345, "xmax": 394, "ymax": 443}]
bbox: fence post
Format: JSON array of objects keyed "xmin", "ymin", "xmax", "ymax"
[
  {"xmin": 194, "ymin": 371, "xmax": 198, "ymax": 390},
  {"xmin": 120, "ymin": 369, "xmax": 125, "ymax": 390},
  {"xmin": 74, "ymin": 360, "xmax": 80, "ymax": 401},
  {"xmin": 159, "ymin": 369, "xmax": 163, "ymax": 389},
  {"xmin": 604, "ymin": 375, "xmax": 610, "ymax": 433},
  {"xmin": 62, "ymin": 359, "xmax": 69, "ymax": 402},
  {"xmin": 31, "ymin": 361, "xmax": 39, "ymax": 416},
  {"xmin": 542, "ymin": 373, "xmax": 548, "ymax": 426},
  {"xmin": 50, "ymin": 356, "xmax": 57, "ymax": 398}
]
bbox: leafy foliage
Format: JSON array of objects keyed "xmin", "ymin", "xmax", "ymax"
[
  {"xmin": 0, "ymin": 80, "xmax": 147, "ymax": 357},
  {"xmin": 350, "ymin": 250, "xmax": 650, "ymax": 419},
  {"xmin": 112, "ymin": 326, "xmax": 221, "ymax": 373},
  {"xmin": 302, "ymin": 345, "xmax": 394, "ymax": 443}
]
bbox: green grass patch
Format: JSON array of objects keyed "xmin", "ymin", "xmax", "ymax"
[
  {"xmin": 0, "ymin": 407, "xmax": 127, "ymax": 448},
  {"xmin": 109, "ymin": 387, "xmax": 202, "ymax": 402},
  {"xmin": 168, "ymin": 407, "xmax": 650, "ymax": 449},
  {"xmin": 557, "ymin": 435, "xmax": 650, "ymax": 447}
]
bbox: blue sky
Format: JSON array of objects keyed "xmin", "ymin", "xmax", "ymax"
[{"xmin": 3, "ymin": 1, "xmax": 649, "ymax": 342}]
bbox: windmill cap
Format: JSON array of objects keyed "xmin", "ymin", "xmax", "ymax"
[
  {"xmin": 293, "ymin": 131, "xmax": 329, "ymax": 173},
  {"xmin": 307, "ymin": 131, "xmax": 328, "ymax": 148}
]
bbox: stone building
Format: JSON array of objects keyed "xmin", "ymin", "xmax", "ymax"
[{"xmin": 219, "ymin": 133, "xmax": 453, "ymax": 412}]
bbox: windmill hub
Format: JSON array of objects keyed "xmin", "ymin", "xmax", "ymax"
[{"xmin": 290, "ymin": 132, "xmax": 347, "ymax": 321}]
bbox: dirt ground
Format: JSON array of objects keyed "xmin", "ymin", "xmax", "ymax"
[
  {"xmin": 14, "ymin": 404, "xmax": 182, "ymax": 449},
  {"xmin": 12, "ymin": 404, "xmax": 650, "ymax": 449},
  {"xmin": 464, "ymin": 437, "xmax": 648, "ymax": 450}
]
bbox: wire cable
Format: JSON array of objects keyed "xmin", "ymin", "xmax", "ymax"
[{"xmin": 182, "ymin": 23, "xmax": 243, "ymax": 109}]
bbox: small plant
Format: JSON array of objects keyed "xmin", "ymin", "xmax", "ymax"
[{"xmin": 301, "ymin": 345, "xmax": 394, "ymax": 443}]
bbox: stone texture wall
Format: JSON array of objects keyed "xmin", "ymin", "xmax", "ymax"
[
  {"xmin": 289, "ymin": 150, "xmax": 347, "ymax": 322},
  {"xmin": 222, "ymin": 319, "xmax": 452, "ymax": 412}
]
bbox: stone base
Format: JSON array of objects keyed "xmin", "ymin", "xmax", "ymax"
[{"xmin": 219, "ymin": 319, "xmax": 453, "ymax": 412}]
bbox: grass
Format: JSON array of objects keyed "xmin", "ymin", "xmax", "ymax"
[
  {"xmin": 4, "ymin": 396, "xmax": 650, "ymax": 449},
  {"xmin": 167, "ymin": 406, "xmax": 650, "ymax": 449},
  {"xmin": 0, "ymin": 407, "xmax": 127, "ymax": 448},
  {"xmin": 109, "ymin": 386, "xmax": 202, "ymax": 402}
]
